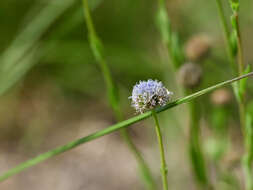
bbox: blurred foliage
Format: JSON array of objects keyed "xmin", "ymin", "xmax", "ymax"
[
  {"xmin": 1, "ymin": 0, "xmax": 252, "ymax": 98},
  {"xmin": 1, "ymin": 0, "xmax": 253, "ymax": 189}
]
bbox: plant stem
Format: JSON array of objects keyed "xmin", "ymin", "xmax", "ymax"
[
  {"xmin": 234, "ymin": 13, "xmax": 244, "ymax": 76},
  {"xmin": 215, "ymin": 1, "xmax": 253, "ymax": 188},
  {"xmin": 82, "ymin": 1, "xmax": 156, "ymax": 189},
  {"xmin": 156, "ymin": 1, "xmax": 209, "ymax": 187},
  {"xmin": 151, "ymin": 110, "xmax": 168, "ymax": 190},
  {"xmin": 215, "ymin": 0, "xmax": 235, "ymax": 68},
  {"xmin": 224, "ymin": 1, "xmax": 252, "ymax": 188},
  {"xmin": 234, "ymin": 11, "xmax": 253, "ymax": 190},
  {"xmin": 156, "ymin": 3, "xmax": 182, "ymax": 69},
  {"xmin": 82, "ymin": 0, "xmax": 113, "ymax": 94},
  {"xmin": 0, "ymin": 72, "xmax": 253, "ymax": 182},
  {"xmin": 188, "ymin": 99, "xmax": 210, "ymax": 189},
  {"xmin": 243, "ymin": 113, "xmax": 253, "ymax": 190}
]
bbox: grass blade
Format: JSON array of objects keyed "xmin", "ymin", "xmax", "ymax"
[{"xmin": 0, "ymin": 72, "xmax": 253, "ymax": 182}]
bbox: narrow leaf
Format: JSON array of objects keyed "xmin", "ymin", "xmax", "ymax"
[{"xmin": 0, "ymin": 72, "xmax": 253, "ymax": 182}]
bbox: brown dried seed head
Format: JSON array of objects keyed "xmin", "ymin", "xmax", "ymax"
[
  {"xmin": 185, "ymin": 34, "xmax": 211, "ymax": 61},
  {"xmin": 178, "ymin": 62, "xmax": 203, "ymax": 89},
  {"xmin": 211, "ymin": 88, "xmax": 232, "ymax": 106}
]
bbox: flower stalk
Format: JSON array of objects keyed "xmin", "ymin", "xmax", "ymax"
[
  {"xmin": 215, "ymin": 0, "xmax": 236, "ymax": 68},
  {"xmin": 155, "ymin": 0, "xmax": 209, "ymax": 187},
  {"xmin": 129, "ymin": 79, "xmax": 172, "ymax": 189},
  {"xmin": 152, "ymin": 110, "xmax": 168, "ymax": 190}
]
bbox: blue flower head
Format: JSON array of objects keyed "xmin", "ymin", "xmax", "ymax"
[{"xmin": 129, "ymin": 79, "xmax": 173, "ymax": 113}]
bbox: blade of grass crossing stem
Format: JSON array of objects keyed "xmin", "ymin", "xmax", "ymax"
[{"xmin": 0, "ymin": 72, "xmax": 253, "ymax": 182}]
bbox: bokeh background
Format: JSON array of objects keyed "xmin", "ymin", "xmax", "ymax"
[{"xmin": 1, "ymin": 0, "xmax": 253, "ymax": 189}]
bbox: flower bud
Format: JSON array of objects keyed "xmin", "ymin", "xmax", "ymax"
[
  {"xmin": 178, "ymin": 62, "xmax": 202, "ymax": 89},
  {"xmin": 184, "ymin": 34, "xmax": 211, "ymax": 61},
  {"xmin": 211, "ymin": 88, "xmax": 232, "ymax": 106}
]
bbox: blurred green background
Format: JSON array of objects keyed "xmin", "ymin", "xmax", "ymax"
[{"xmin": 0, "ymin": 0, "xmax": 253, "ymax": 189}]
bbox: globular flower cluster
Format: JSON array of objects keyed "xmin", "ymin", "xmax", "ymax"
[{"xmin": 129, "ymin": 79, "xmax": 173, "ymax": 113}]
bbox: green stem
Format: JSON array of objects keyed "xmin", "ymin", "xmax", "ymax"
[
  {"xmin": 156, "ymin": 2, "xmax": 181, "ymax": 69},
  {"xmin": 243, "ymin": 155, "xmax": 253, "ymax": 190},
  {"xmin": 243, "ymin": 112, "xmax": 253, "ymax": 190},
  {"xmin": 215, "ymin": 1, "xmax": 252, "ymax": 188},
  {"xmin": 0, "ymin": 72, "xmax": 253, "ymax": 182},
  {"xmin": 234, "ymin": 13, "xmax": 244, "ymax": 76},
  {"xmin": 234, "ymin": 11, "xmax": 253, "ymax": 190},
  {"xmin": 156, "ymin": 1, "xmax": 209, "ymax": 187},
  {"xmin": 232, "ymin": 8, "xmax": 252, "ymax": 190},
  {"xmin": 82, "ymin": 0, "xmax": 114, "ymax": 95},
  {"xmin": 188, "ymin": 99, "xmax": 210, "ymax": 189},
  {"xmin": 215, "ymin": 0, "xmax": 235, "ymax": 68},
  {"xmin": 152, "ymin": 110, "xmax": 168, "ymax": 190},
  {"xmin": 82, "ymin": 1, "xmax": 156, "ymax": 189}
]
